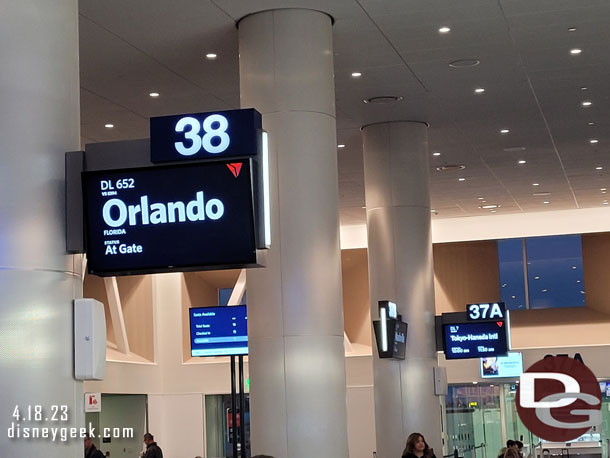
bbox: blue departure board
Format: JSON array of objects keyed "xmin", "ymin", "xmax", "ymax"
[{"xmin": 189, "ymin": 305, "xmax": 248, "ymax": 357}]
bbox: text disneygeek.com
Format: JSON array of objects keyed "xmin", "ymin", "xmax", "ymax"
[{"xmin": 7, "ymin": 405, "xmax": 134, "ymax": 442}]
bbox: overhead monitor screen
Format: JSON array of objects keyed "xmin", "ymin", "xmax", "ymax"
[
  {"xmin": 481, "ymin": 352, "xmax": 523, "ymax": 378},
  {"xmin": 189, "ymin": 305, "xmax": 248, "ymax": 357},
  {"xmin": 443, "ymin": 321, "xmax": 509, "ymax": 360},
  {"xmin": 83, "ymin": 159, "xmax": 257, "ymax": 276}
]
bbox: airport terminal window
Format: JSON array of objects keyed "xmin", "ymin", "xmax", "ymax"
[
  {"xmin": 498, "ymin": 239, "xmax": 527, "ymax": 310},
  {"xmin": 498, "ymin": 235, "xmax": 585, "ymax": 310}
]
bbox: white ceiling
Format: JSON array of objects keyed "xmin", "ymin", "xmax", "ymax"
[{"xmin": 78, "ymin": 0, "xmax": 610, "ymax": 226}]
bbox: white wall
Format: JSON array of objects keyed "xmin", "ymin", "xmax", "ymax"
[
  {"xmin": 340, "ymin": 207, "xmax": 610, "ymax": 248},
  {"xmin": 148, "ymin": 394, "xmax": 205, "ymax": 458}
]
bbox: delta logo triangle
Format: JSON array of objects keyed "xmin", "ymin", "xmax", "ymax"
[
  {"xmin": 496, "ymin": 321, "xmax": 504, "ymax": 327},
  {"xmin": 227, "ymin": 162, "xmax": 243, "ymax": 178}
]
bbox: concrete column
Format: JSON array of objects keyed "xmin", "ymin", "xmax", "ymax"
[
  {"xmin": 362, "ymin": 122, "xmax": 441, "ymax": 458},
  {"xmin": 0, "ymin": 1, "xmax": 83, "ymax": 457},
  {"xmin": 239, "ymin": 9, "xmax": 349, "ymax": 458}
]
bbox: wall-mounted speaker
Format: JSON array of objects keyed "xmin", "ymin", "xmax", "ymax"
[{"xmin": 74, "ymin": 298, "xmax": 106, "ymax": 380}]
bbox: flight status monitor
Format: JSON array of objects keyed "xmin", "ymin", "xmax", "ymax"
[
  {"xmin": 443, "ymin": 321, "xmax": 509, "ymax": 360},
  {"xmin": 189, "ymin": 305, "xmax": 248, "ymax": 357}
]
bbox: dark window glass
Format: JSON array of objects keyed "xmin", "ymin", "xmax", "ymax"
[
  {"xmin": 498, "ymin": 238, "xmax": 527, "ymax": 310},
  {"xmin": 525, "ymin": 235, "xmax": 585, "ymax": 309},
  {"xmin": 219, "ymin": 288, "xmax": 247, "ymax": 306}
]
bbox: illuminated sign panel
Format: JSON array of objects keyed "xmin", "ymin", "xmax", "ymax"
[
  {"xmin": 83, "ymin": 159, "xmax": 257, "ymax": 276},
  {"xmin": 189, "ymin": 306, "xmax": 248, "ymax": 357},
  {"xmin": 443, "ymin": 321, "xmax": 509, "ymax": 360},
  {"xmin": 150, "ymin": 108, "xmax": 262, "ymax": 163}
]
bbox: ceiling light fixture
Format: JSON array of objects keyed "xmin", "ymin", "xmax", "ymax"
[
  {"xmin": 568, "ymin": 27, "xmax": 577, "ymax": 32},
  {"xmin": 449, "ymin": 59, "xmax": 480, "ymax": 68},
  {"xmin": 533, "ymin": 183, "xmax": 540, "ymax": 186},
  {"xmin": 351, "ymin": 72, "xmax": 362, "ymax": 77},
  {"xmin": 474, "ymin": 88, "xmax": 485, "ymax": 94},
  {"xmin": 439, "ymin": 26, "xmax": 451, "ymax": 33},
  {"xmin": 582, "ymin": 101, "xmax": 592, "ymax": 107},
  {"xmin": 480, "ymin": 204, "xmax": 500, "ymax": 209},
  {"xmin": 581, "ymin": 87, "xmax": 588, "ymax": 91},
  {"xmin": 500, "ymin": 129, "xmax": 510, "ymax": 134},
  {"xmin": 337, "ymin": 144, "xmax": 345, "ymax": 148},
  {"xmin": 533, "ymin": 192, "xmax": 551, "ymax": 196},
  {"xmin": 149, "ymin": 92, "xmax": 160, "ymax": 97},
  {"xmin": 363, "ymin": 95, "xmax": 403, "ymax": 104},
  {"xmin": 601, "ymin": 188, "xmax": 607, "ymax": 191},
  {"xmin": 570, "ymin": 48, "xmax": 582, "ymax": 55},
  {"xmin": 458, "ymin": 178, "xmax": 466, "ymax": 181},
  {"xmin": 588, "ymin": 122, "xmax": 595, "ymax": 126},
  {"xmin": 491, "ymin": 210, "xmax": 497, "ymax": 213},
  {"xmin": 205, "ymin": 53, "xmax": 217, "ymax": 59},
  {"xmin": 432, "ymin": 152, "xmax": 441, "ymax": 156},
  {"xmin": 596, "ymin": 166, "xmax": 603, "ymax": 170},
  {"xmin": 104, "ymin": 123, "xmax": 114, "ymax": 128},
  {"xmin": 478, "ymin": 197, "xmax": 485, "ymax": 200},
  {"xmin": 590, "ymin": 139, "xmax": 599, "ymax": 144},
  {"xmin": 543, "ymin": 201, "xmax": 550, "ymax": 204},
  {"xmin": 518, "ymin": 160, "xmax": 526, "ymax": 164},
  {"xmin": 436, "ymin": 165, "xmax": 466, "ymax": 171}
]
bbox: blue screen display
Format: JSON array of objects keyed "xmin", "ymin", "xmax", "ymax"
[
  {"xmin": 189, "ymin": 306, "xmax": 248, "ymax": 357},
  {"xmin": 444, "ymin": 321, "xmax": 508, "ymax": 360}
]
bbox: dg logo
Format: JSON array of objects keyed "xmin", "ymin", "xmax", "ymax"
[{"xmin": 517, "ymin": 356, "xmax": 602, "ymax": 442}]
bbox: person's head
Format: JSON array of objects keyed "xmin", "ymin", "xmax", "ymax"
[
  {"xmin": 506, "ymin": 440, "xmax": 516, "ymax": 449},
  {"xmin": 515, "ymin": 441, "xmax": 523, "ymax": 451},
  {"xmin": 84, "ymin": 435, "xmax": 94, "ymax": 450},
  {"xmin": 144, "ymin": 433, "xmax": 154, "ymax": 445},
  {"xmin": 504, "ymin": 448, "xmax": 520, "ymax": 458},
  {"xmin": 404, "ymin": 433, "xmax": 430, "ymax": 456}
]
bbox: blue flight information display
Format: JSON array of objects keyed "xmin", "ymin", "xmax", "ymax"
[
  {"xmin": 189, "ymin": 306, "xmax": 248, "ymax": 357},
  {"xmin": 443, "ymin": 321, "xmax": 508, "ymax": 360}
]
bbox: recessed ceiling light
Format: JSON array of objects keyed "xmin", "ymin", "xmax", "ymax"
[
  {"xmin": 363, "ymin": 96, "xmax": 403, "ymax": 104},
  {"xmin": 480, "ymin": 204, "xmax": 499, "ymax": 209},
  {"xmin": 518, "ymin": 160, "xmax": 526, "ymax": 164},
  {"xmin": 474, "ymin": 88, "xmax": 485, "ymax": 94},
  {"xmin": 603, "ymin": 191, "xmax": 607, "ymax": 194},
  {"xmin": 581, "ymin": 87, "xmax": 588, "ymax": 91},
  {"xmin": 481, "ymin": 200, "xmax": 487, "ymax": 203},
  {"xmin": 601, "ymin": 188, "xmax": 607, "ymax": 191},
  {"xmin": 431, "ymin": 209, "xmax": 437, "ymax": 213},
  {"xmin": 582, "ymin": 101, "xmax": 592, "ymax": 107},
  {"xmin": 104, "ymin": 123, "xmax": 114, "ymax": 128},
  {"xmin": 604, "ymin": 202, "xmax": 609, "ymax": 205},
  {"xmin": 149, "ymin": 92, "xmax": 160, "ymax": 97},
  {"xmin": 449, "ymin": 59, "xmax": 480, "ymax": 68},
  {"xmin": 205, "ymin": 53, "xmax": 217, "ymax": 59},
  {"xmin": 533, "ymin": 192, "xmax": 551, "ymax": 197},
  {"xmin": 570, "ymin": 48, "xmax": 582, "ymax": 55},
  {"xmin": 568, "ymin": 27, "xmax": 577, "ymax": 32},
  {"xmin": 439, "ymin": 26, "xmax": 451, "ymax": 33},
  {"xmin": 590, "ymin": 139, "xmax": 599, "ymax": 144},
  {"xmin": 436, "ymin": 165, "xmax": 466, "ymax": 171},
  {"xmin": 458, "ymin": 177, "xmax": 466, "ymax": 182},
  {"xmin": 337, "ymin": 144, "xmax": 346, "ymax": 148},
  {"xmin": 432, "ymin": 152, "xmax": 441, "ymax": 157},
  {"xmin": 533, "ymin": 183, "xmax": 540, "ymax": 186},
  {"xmin": 491, "ymin": 210, "xmax": 497, "ymax": 213},
  {"xmin": 500, "ymin": 129, "xmax": 510, "ymax": 134},
  {"xmin": 588, "ymin": 122, "xmax": 595, "ymax": 126},
  {"xmin": 596, "ymin": 166, "xmax": 603, "ymax": 170},
  {"xmin": 351, "ymin": 72, "xmax": 362, "ymax": 78},
  {"xmin": 543, "ymin": 201, "xmax": 550, "ymax": 204},
  {"xmin": 478, "ymin": 197, "xmax": 485, "ymax": 200}
]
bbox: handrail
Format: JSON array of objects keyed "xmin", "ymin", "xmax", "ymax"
[{"xmin": 444, "ymin": 443, "xmax": 486, "ymax": 458}]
